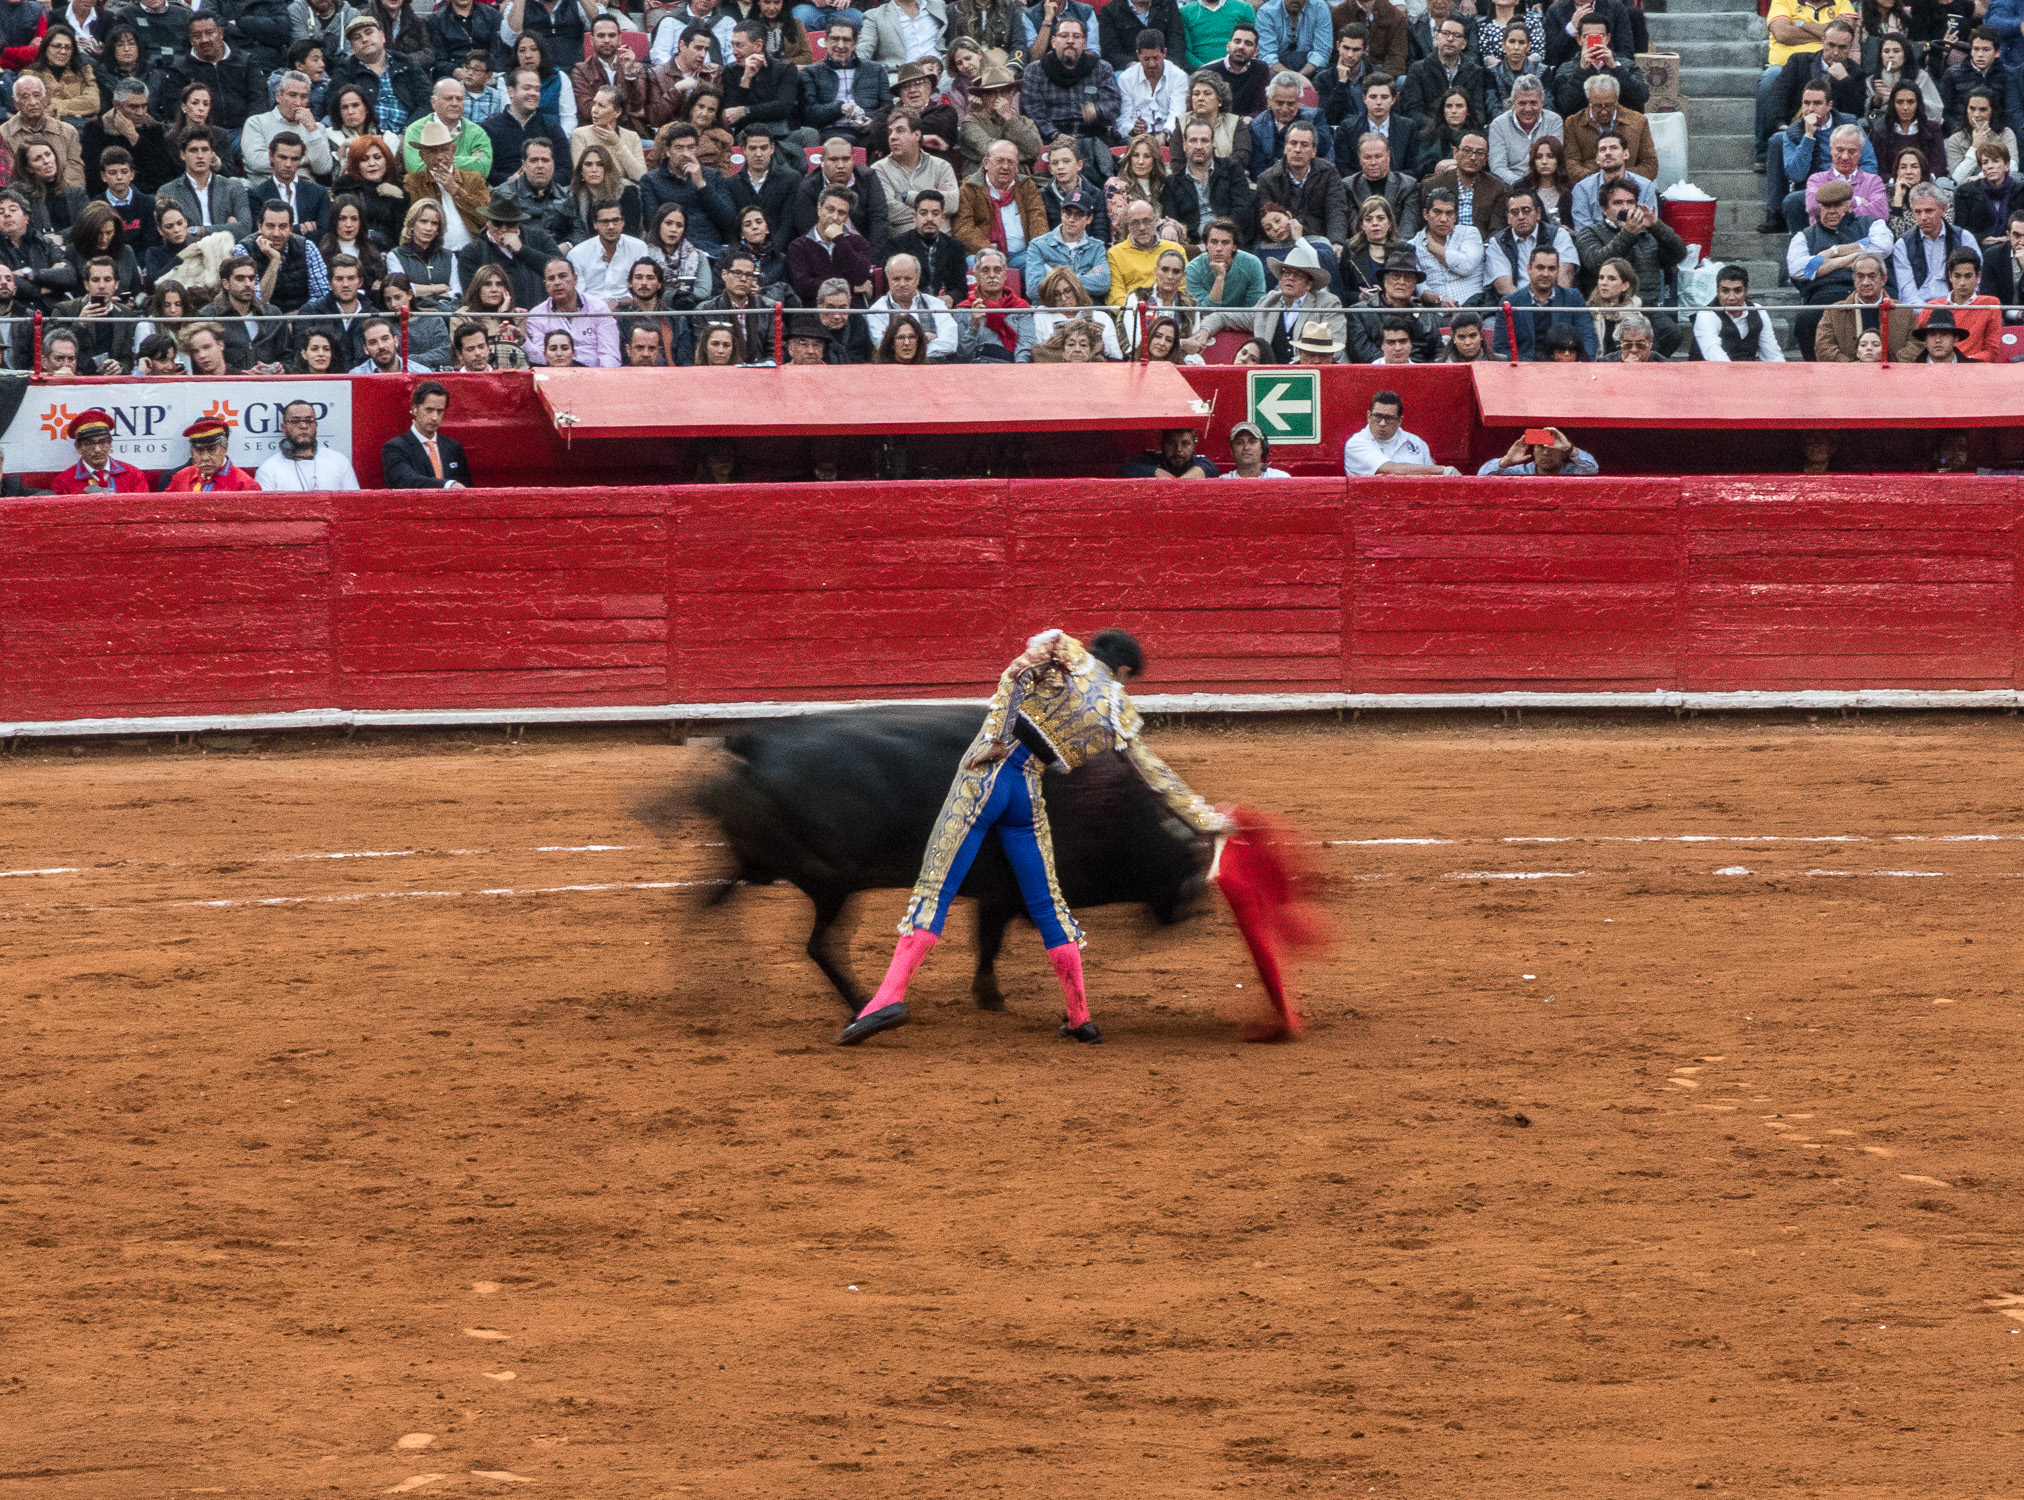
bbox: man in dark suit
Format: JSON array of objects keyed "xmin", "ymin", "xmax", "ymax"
[
  {"xmin": 1332, "ymin": 72, "xmax": 1417, "ymax": 180},
  {"xmin": 82, "ymin": 81, "xmax": 180, "ymax": 195},
  {"xmin": 1978, "ymin": 207, "xmax": 2024, "ymax": 319},
  {"xmin": 382, "ymin": 382, "xmax": 473, "ymax": 489},
  {"xmin": 799, "ymin": 19, "xmax": 892, "ymax": 149},
  {"xmin": 725, "ymin": 130, "xmax": 802, "ymax": 229},
  {"xmin": 722, "ymin": 20, "xmax": 803, "ymax": 140},
  {"xmin": 157, "ymin": 13, "xmax": 266, "ymax": 130},
  {"xmin": 1399, "ymin": 11, "xmax": 1486, "ymax": 123},
  {"xmin": 248, "ymin": 133, "xmax": 332, "ymax": 241}
]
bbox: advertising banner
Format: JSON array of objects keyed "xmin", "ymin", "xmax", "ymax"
[{"xmin": 2, "ymin": 381, "xmax": 354, "ymax": 473}]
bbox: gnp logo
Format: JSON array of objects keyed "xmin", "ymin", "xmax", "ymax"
[
  {"xmin": 199, "ymin": 399, "xmax": 240, "ymax": 428},
  {"xmin": 37, "ymin": 401, "xmax": 176, "ymax": 440}
]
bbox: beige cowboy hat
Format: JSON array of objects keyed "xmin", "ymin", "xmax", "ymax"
[
  {"xmin": 415, "ymin": 118, "xmax": 456, "ymax": 149},
  {"xmin": 974, "ymin": 64, "xmax": 1019, "ymax": 92},
  {"xmin": 1291, "ymin": 323, "xmax": 1345, "ymax": 357}
]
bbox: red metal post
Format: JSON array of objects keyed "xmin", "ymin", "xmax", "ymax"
[
  {"xmin": 1879, "ymin": 297, "xmax": 1892, "ymax": 367},
  {"xmin": 31, "ymin": 310, "xmax": 42, "ymax": 377},
  {"xmin": 1500, "ymin": 300, "xmax": 1518, "ymax": 364},
  {"xmin": 773, "ymin": 300, "xmax": 783, "ymax": 362},
  {"xmin": 399, "ymin": 305, "xmax": 410, "ymax": 367},
  {"xmin": 1139, "ymin": 299, "xmax": 1150, "ymax": 362}
]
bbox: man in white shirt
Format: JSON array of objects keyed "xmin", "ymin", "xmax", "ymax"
[
  {"xmin": 1343, "ymin": 389, "xmax": 1459, "ymax": 476},
  {"xmin": 1692, "ymin": 263, "xmax": 1787, "ymax": 361},
  {"xmin": 1486, "ymin": 74, "xmax": 1562, "ymax": 185},
  {"xmin": 1118, "ymin": 27, "xmax": 1189, "ymax": 139},
  {"xmin": 1220, "ymin": 420, "xmax": 1293, "ymax": 478},
  {"xmin": 256, "ymin": 400, "xmax": 362, "ymax": 491},
  {"xmin": 1484, "ymin": 187, "xmax": 1577, "ymax": 295},
  {"xmin": 866, "ymin": 251, "xmax": 958, "ymax": 357},
  {"xmin": 1410, "ymin": 187, "xmax": 1484, "ymax": 303},
  {"xmin": 566, "ymin": 199, "xmax": 652, "ymax": 303}
]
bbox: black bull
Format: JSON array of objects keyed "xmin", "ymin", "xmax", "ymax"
[{"xmin": 672, "ymin": 705, "xmax": 1210, "ymax": 1012}]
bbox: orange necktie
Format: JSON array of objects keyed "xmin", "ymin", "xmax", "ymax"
[{"xmin": 425, "ymin": 438, "xmax": 443, "ymax": 479}]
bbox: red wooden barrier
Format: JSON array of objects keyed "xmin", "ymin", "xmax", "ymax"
[{"xmin": 8, "ymin": 477, "xmax": 2024, "ymax": 727}]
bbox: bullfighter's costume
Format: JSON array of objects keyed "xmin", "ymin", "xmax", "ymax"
[{"xmin": 838, "ymin": 628, "xmax": 1226, "ymax": 1047}]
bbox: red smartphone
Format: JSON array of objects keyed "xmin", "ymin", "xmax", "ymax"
[{"xmin": 1522, "ymin": 428, "xmax": 1557, "ymax": 446}]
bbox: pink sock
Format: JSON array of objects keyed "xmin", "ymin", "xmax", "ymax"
[
  {"xmin": 860, "ymin": 929, "xmax": 938, "ymax": 1018},
  {"xmin": 1047, "ymin": 942, "xmax": 1089, "ymax": 1028}
]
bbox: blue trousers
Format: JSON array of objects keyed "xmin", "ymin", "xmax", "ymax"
[
  {"xmin": 792, "ymin": 4, "xmax": 864, "ymax": 30},
  {"xmin": 923, "ymin": 745, "xmax": 1074, "ymax": 948}
]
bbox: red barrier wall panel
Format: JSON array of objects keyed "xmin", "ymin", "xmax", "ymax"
[
  {"xmin": 1681, "ymin": 481, "xmax": 2018, "ymax": 690},
  {"xmin": 1183, "ymin": 366, "xmax": 1479, "ymax": 476},
  {"xmin": 670, "ymin": 480, "xmax": 1013, "ymax": 701},
  {"xmin": 333, "ymin": 489, "xmax": 670, "ymax": 709},
  {"xmin": 1009, "ymin": 479, "xmax": 1347, "ymax": 693},
  {"xmin": 1350, "ymin": 479, "xmax": 1683, "ymax": 692},
  {"xmin": 0, "ymin": 496, "xmax": 333, "ymax": 718}
]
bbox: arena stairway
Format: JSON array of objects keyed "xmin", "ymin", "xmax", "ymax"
[{"xmin": 1644, "ymin": 0, "xmax": 1804, "ymax": 347}]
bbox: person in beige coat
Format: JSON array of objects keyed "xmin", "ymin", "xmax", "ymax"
[
  {"xmin": 403, "ymin": 118, "xmax": 492, "ymax": 235},
  {"xmin": 1812, "ymin": 252, "xmax": 1921, "ymax": 361},
  {"xmin": 2, "ymin": 75, "xmax": 86, "ymax": 191},
  {"xmin": 572, "ymin": 85, "xmax": 649, "ymax": 182}
]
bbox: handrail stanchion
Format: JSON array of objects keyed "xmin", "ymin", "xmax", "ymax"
[
  {"xmin": 1139, "ymin": 298, "xmax": 1150, "ymax": 361},
  {"xmin": 1500, "ymin": 299, "xmax": 1518, "ymax": 364},
  {"xmin": 1879, "ymin": 297, "xmax": 1892, "ymax": 367},
  {"xmin": 31, "ymin": 310, "xmax": 42, "ymax": 377}
]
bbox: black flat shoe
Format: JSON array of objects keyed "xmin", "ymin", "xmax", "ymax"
[
  {"xmin": 837, "ymin": 1002, "xmax": 909, "ymax": 1046},
  {"xmin": 1059, "ymin": 1020, "xmax": 1103, "ymax": 1044}
]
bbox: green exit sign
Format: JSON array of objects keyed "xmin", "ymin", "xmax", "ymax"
[{"xmin": 1245, "ymin": 369, "xmax": 1320, "ymax": 444}]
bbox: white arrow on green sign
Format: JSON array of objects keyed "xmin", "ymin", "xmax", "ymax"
[{"xmin": 1245, "ymin": 369, "xmax": 1320, "ymax": 444}]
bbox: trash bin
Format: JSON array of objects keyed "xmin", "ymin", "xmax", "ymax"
[
  {"xmin": 1659, "ymin": 197, "xmax": 1724, "ymax": 261},
  {"xmin": 1660, "ymin": 199, "xmax": 1718, "ymax": 263}
]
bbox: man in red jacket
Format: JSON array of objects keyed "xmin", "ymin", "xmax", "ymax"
[
  {"xmin": 163, "ymin": 416, "xmax": 262, "ymax": 492},
  {"xmin": 48, "ymin": 408, "xmax": 151, "ymax": 493}
]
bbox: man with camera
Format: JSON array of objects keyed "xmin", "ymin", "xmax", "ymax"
[{"xmin": 53, "ymin": 258, "xmax": 137, "ymax": 373}]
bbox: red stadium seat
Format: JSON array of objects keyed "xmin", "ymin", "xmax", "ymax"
[
  {"xmin": 1298, "ymin": 79, "xmax": 1319, "ymax": 107},
  {"xmin": 809, "ymin": 30, "xmax": 826, "ymax": 59},
  {"xmin": 1201, "ymin": 329, "xmax": 1251, "ymax": 364}
]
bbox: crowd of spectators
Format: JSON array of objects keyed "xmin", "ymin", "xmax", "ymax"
[{"xmin": 0, "ymin": 0, "xmax": 2011, "ymax": 391}]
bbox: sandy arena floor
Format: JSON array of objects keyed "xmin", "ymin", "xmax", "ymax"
[{"xmin": 2, "ymin": 715, "xmax": 2021, "ymax": 1499}]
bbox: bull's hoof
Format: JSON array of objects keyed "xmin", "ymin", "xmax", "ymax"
[
  {"xmin": 1058, "ymin": 1020, "xmax": 1103, "ymax": 1044},
  {"xmin": 836, "ymin": 1003, "xmax": 909, "ymax": 1046},
  {"xmin": 973, "ymin": 984, "xmax": 1006, "ymax": 1012}
]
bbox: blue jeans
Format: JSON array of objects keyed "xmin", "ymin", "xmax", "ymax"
[
  {"xmin": 923, "ymin": 746, "xmax": 1074, "ymax": 949},
  {"xmin": 793, "ymin": 4, "xmax": 864, "ymax": 29}
]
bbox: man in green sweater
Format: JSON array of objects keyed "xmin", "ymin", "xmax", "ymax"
[
  {"xmin": 1181, "ymin": 0, "xmax": 1258, "ymax": 70},
  {"xmin": 1184, "ymin": 216, "xmax": 1267, "ymax": 305}
]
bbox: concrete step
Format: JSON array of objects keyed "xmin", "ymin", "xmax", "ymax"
[
  {"xmin": 1696, "ymin": 166, "xmax": 1772, "ymax": 206},
  {"xmin": 1679, "ymin": 63, "xmax": 1763, "ymax": 96},
  {"xmin": 1645, "ymin": 11, "xmax": 1767, "ymax": 40},
  {"xmin": 1678, "ymin": 96, "xmax": 1753, "ymax": 132},
  {"xmin": 1659, "ymin": 0, "xmax": 1765, "ymax": 14},
  {"xmin": 1667, "ymin": 38, "xmax": 1767, "ymax": 67},
  {"xmin": 1690, "ymin": 131, "xmax": 1759, "ymax": 171}
]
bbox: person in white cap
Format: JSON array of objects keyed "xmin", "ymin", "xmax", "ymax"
[
  {"xmin": 1221, "ymin": 420, "xmax": 1292, "ymax": 478},
  {"xmin": 1343, "ymin": 388, "xmax": 1459, "ymax": 477}
]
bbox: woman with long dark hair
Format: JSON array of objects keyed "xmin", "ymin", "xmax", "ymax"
[
  {"xmin": 321, "ymin": 194, "xmax": 390, "ymax": 296},
  {"xmin": 1885, "ymin": 142, "xmax": 1944, "ymax": 236},
  {"xmin": 290, "ymin": 327, "xmax": 337, "ymax": 373},
  {"xmin": 327, "ymin": 83, "xmax": 401, "ymax": 158},
  {"xmin": 1871, "ymin": 77, "xmax": 1947, "ymax": 177},
  {"xmin": 18, "ymin": 141, "xmax": 84, "ymax": 236},
  {"xmin": 646, "ymin": 201, "xmax": 715, "ymax": 306},
  {"xmin": 142, "ymin": 203, "xmax": 191, "ymax": 282},
  {"xmin": 167, "ymin": 81, "xmax": 232, "ymax": 170},
  {"xmin": 1515, "ymin": 134, "xmax": 1576, "ymax": 226},
  {"xmin": 68, "ymin": 200, "xmax": 138, "ymax": 294},
  {"xmin": 1412, "ymin": 88, "xmax": 1483, "ymax": 178},
  {"xmin": 332, "ymin": 136, "xmax": 410, "ymax": 250},
  {"xmin": 29, "ymin": 26, "xmax": 103, "ymax": 126},
  {"xmin": 133, "ymin": 277, "xmax": 189, "ymax": 346},
  {"xmin": 728, "ymin": 204, "xmax": 785, "ymax": 291},
  {"xmin": 570, "ymin": 142, "xmax": 641, "ymax": 237},
  {"xmin": 459, "ymin": 264, "xmax": 531, "ymax": 368},
  {"xmin": 875, "ymin": 312, "xmax": 930, "ymax": 364}
]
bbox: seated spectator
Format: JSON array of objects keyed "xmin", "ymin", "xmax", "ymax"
[
  {"xmin": 870, "ymin": 110, "xmax": 960, "ymax": 242},
  {"xmin": 1024, "ymin": 186, "xmax": 1111, "ymax": 302},
  {"xmin": 290, "ymin": 329, "xmax": 338, "ymax": 374},
  {"xmin": 611, "ymin": 258, "xmax": 692, "ymax": 365},
  {"xmin": 1343, "ymin": 132, "xmax": 1417, "ymax": 226},
  {"xmin": 1978, "ymin": 208, "xmax": 2024, "ymax": 311},
  {"xmin": 182, "ymin": 322, "xmax": 234, "ymax": 376},
  {"xmin": 1409, "ymin": 186, "xmax": 1485, "ymax": 304},
  {"xmin": 1119, "ymin": 29, "xmax": 1190, "ymax": 142},
  {"xmin": 955, "ymin": 140, "xmax": 1048, "ymax": 264},
  {"xmin": 1491, "ymin": 244, "xmax": 1593, "ymax": 359},
  {"xmin": 1231, "ymin": 337, "xmax": 1269, "ymax": 363},
  {"xmin": 1549, "ymin": 15, "xmax": 1648, "ymax": 118},
  {"xmin": 1574, "ymin": 175, "xmax": 1684, "ymax": 313},
  {"xmin": 67, "ymin": 202, "xmax": 139, "ymax": 298},
  {"xmin": 1938, "ymin": 26, "xmax": 2005, "ymax": 136},
  {"xmin": 1247, "ymin": 69, "xmax": 1320, "ymax": 178},
  {"xmin": 41, "ymin": 325, "xmax": 84, "ymax": 375},
  {"xmin": 1106, "ymin": 198, "xmax": 1189, "ymax": 307},
  {"xmin": 571, "ymin": 144, "xmax": 644, "ymax": 240},
  {"xmin": 1791, "ymin": 122, "xmax": 1888, "ymax": 232},
  {"xmin": 1538, "ymin": 324, "xmax": 1586, "ymax": 358},
  {"xmin": 1692, "ymin": 264, "xmax": 1786, "ymax": 362},
  {"xmin": 1163, "ymin": 118, "xmax": 1257, "ymax": 249},
  {"xmin": 1872, "ymin": 79, "xmax": 1947, "ymax": 186},
  {"xmin": 1944, "ymin": 89, "xmax": 2017, "ymax": 185},
  {"xmin": 1489, "ymin": 73, "xmax": 1563, "ymax": 186},
  {"xmin": 1343, "ymin": 193, "xmax": 1403, "ymax": 296},
  {"xmin": 869, "ymin": 62, "xmax": 961, "ymax": 173},
  {"xmin": 1892, "ymin": 182, "xmax": 1980, "ymax": 302},
  {"xmin": 1489, "ymin": 186, "xmax": 1578, "ymax": 296},
  {"xmin": 1118, "ymin": 427, "xmax": 1217, "ymax": 479},
  {"xmin": 402, "ymin": 78, "xmax": 495, "ymax": 181},
  {"xmin": 133, "ymin": 331, "xmax": 189, "ymax": 375},
  {"xmin": 199, "ymin": 254, "xmax": 288, "ymax": 370},
  {"xmin": 1020, "ymin": 265, "xmax": 1125, "ymax": 359},
  {"xmin": 85, "ymin": 82, "xmax": 177, "ymax": 201},
  {"xmin": 164, "ymin": 416, "xmax": 262, "ymax": 493},
  {"xmin": 695, "ymin": 323, "xmax": 742, "ymax": 364},
  {"xmin": 956, "ymin": 245, "xmax": 1031, "ymax": 362},
  {"xmin": 499, "ymin": 138, "xmax": 577, "ymax": 247},
  {"xmin": 1881, "ymin": 144, "xmax": 1946, "ymax": 239},
  {"xmin": 333, "ymin": 139, "xmax": 412, "ymax": 254},
  {"xmin": 1568, "ymin": 130, "xmax": 1656, "ymax": 231},
  {"xmin": 1814, "ymin": 252, "xmax": 1917, "ymax": 360},
  {"xmin": 1918, "ymin": 247, "xmax": 2003, "ymax": 358},
  {"xmin": 573, "ymin": 86, "xmax": 649, "ymax": 190},
  {"xmin": 1909, "ymin": 307, "xmax": 1971, "ymax": 361},
  {"xmin": 1556, "ymin": 57, "xmax": 1652, "ymax": 180},
  {"xmin": 1257, "ymin": 199, "xmax": 1347, "ymax": 294},
  {"xmin": 1037, "ymin": 136, "xmax": 1112, "ymax": 241},
  {"xmin": 1253, "ymin": 120, "xmax": 1349, "ymax": 253},
  {"xmin": 1855, "ymin": 329, "xmax": 1884, "ymax": 360},
  {"xmin": 352, "ymin": 315, "xmax": 433, "ymax": 373},
  {"xmin": 382, "ymin": 382, "xmax": 472, "ymax": 489},
  {"xmin": 1141, "ymin": 314, "xmax": 1200, "ymax": 363},
  {"xmin": 1186, "ymin": 238, "xmax": 1345, "ymax": 359},
  {"xmin": 388, "ymin": 201, "xmax": 458, "ymax": 306},
  {"xmin": 727, "ymin": 205, "xmax": 786, "ymax": 294},
  {"xmin": 867, "ymin": 252, "xmax": 960, "ymax": 358},
  {"xmin": 639, "ymin": 123, "xmax": 741, "ymax": 259},
  {"xmin": 1516, "ymin": 133, "xmax": 1577, "ymax": 229},
  {"xmin": 4, "ymin": 75, "xmax": 86, "ymax": 194},
  {"xmin": 1364, "ymin": 316, "xmax": 1413, "ymax": 364},
  {"xmin": 1414, "ymin": 132, "xmax": 1508, "ymax": 238},
  {"xmin": 777, "ymin": 314, "xmax": 830, "ymax": 368},
  {"xmin": 1120, "ymin": 247, "xmax": 1198, "ymax": 347},
  {"xmin": 1602, "ymin": 308, "xmax": 1660, "ymax": 361},
  {"xmin": 1409, "ymin": 88, "xmax": 1483, "ymax": 181},
  {"xmin": 958, "ymin": 65, "xmax": 1045, "ymax": 175},
  {"xmin": 1186, "ymin": 216, "xmax": 1267, "ymax": 307},
  {"xmin": 1346, "ymin": 247, "xmax": 1442, "ymax": 361},
  {"xmin": 1952, "ymin": 140, "xmax": 2024, "ymax": 245},
  {"xmin": 1477, "ymin": 426, "xmax": 1599, "ymax": 475},
  {"xmin": 251, "ymin": 133, "xmax": 332, "ymax": 245},
  {"xmin": 1221, "ymin": 420, "xmax": 1292, "ymax": 479},
  {"xmin": 875, "ymin": 312, "xmax": 932, "ymax": 364},
  {"xmin": 786, "ymin": 185, "xmax": 876, "ymax": 304},
  {"xmin": 1932, "ymin": 429, "xmax": 1973, "ymax": 471},
  {"xmin": 1787, "ymin": 177, "xmax": 1894, "ymax": 355},
  {"xmin": 384, "ymin": 275, "xmax": 451, "ymax": 369},
  {"xmin": 1442, "ymin": 309, "xmax": 1494, "ymax": 360},
  {"xmin": 1172, "ymin": 69, "xmax": 1253, "ymax": 168},
  {"xmin": 1765, "ymin": 82, "xmax": 1873, "ymax": 236},
  {"xmin": 1333, "ymin": 72, "xmax": 1418, "ymax": 189},
  {"xmin": 787, "ymin": 135, "xmax": 891, "ymax": 263},
  {"xmin": 255, "ymin": 399, "xmax": 362, "ymax": 492},
  {"xmin": 1314, "ymin": 26, "xmax": 1374, "ymax": 128},
  {"xmin": 1773, "ymin": 16, "xmax": 1868, "ymax": 137},
  {"xmin": 525, "ymin": 255, "xmax": 620, "ymax": 366},
  {"xmin": 1482, "ymin": 23, "xmax": 1545, "ymax": 119},
  {"xmin": 543, "ymin": 327, "xmax": 582, "ymax": 366},
  {"xmin": 239, "ymin": 198, "xmax": 331, "ymax": 313},
  {"xmin": 244, "ymin": 73, "xmax": 336, "ymax": 185},
  {"xmin": 1343, "ymin": 388, "xmax": 1458, "ymax": 476},
  {"xmin": 405, "ymin": 119, "xmax": 490, "ymax": 255},
  {"xmin": 1401, "ymin": 12, "xmax": 1487, "ymax": 121},
  {"xmin": 1583, "ymin": 255, "xmax": 1674, "ymax": 359},
  {"xmin": 447, "ymin": 321, "xmax": 497, "ymax": 372},
  {"xmin": 812, "ymin": 275, "xmax": 875, "ymax": 362}
]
